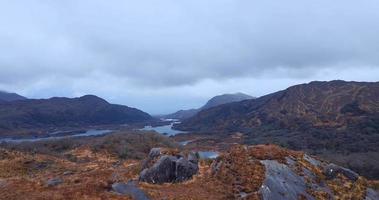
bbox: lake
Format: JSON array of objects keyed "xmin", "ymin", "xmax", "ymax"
[
  {"xmin": 198, "ymin": 151, "xmax": 219, "ymax": 159},
  {"xmin": 140, "ymin": 122, "xmax": 186, "ymax": 136},
  {"xmin": 0, "ymin": 129, "xmax": 113, "ymax": 143},
  {"xmin": 179, "ymin": 140, "xmax": 192, "ymax": 146}
]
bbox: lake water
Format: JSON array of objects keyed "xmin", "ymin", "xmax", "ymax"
[
  {"xmin": 140, "ymin": 122, "xmax": 186, "ymax": 136},
  {"xmin": 179, "ymin": 140, "xmax": 192, "ymax": 146},
  {"xmin": 198, "ymin": 151, "xmax": 219, "ymax": 159},
  {"xmin": 0, "ymin": 129, "xmax": 113, "ymax": 143}
]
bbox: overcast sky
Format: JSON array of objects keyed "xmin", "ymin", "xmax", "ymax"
[{"xmin": 1, "ymin": 0, "xmax": 379, "ymax": 114}]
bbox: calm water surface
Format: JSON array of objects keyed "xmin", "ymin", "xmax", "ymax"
[
  {"xmin": 198, "ymin": 151, "xmax": 219, "ymax": 159},
  {"xmin": 0, "ymin": 129, "xmax": 113, "ymax": 143},
  {"xmin": 140, "ymin": 122, "xmax": 186, "ymax": 136}
]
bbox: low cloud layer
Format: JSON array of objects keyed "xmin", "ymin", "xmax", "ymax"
[{"xmin": 1, "ymin": 0, "xmax": 379, "ymax": 114}]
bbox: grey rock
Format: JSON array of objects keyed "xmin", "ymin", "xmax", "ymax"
[
  {"xmin": 259, "ymin": 160, "xmax": 315, "ymax": 200},
  {"xmin": 188, "ymin": 151, "xmax": 199, "ymax": 164},
  {"xmin": 366, "ymin": 188, "xmax": 379, "ymax": 200},
  {"xmin": 0, "ymin": 179, "xmax": 7, "ymax": 188},
  {"xmin": 239, "ymin": 192, "xmax": 248, "ymax": 198},
  {"xmin": 140, "ymin": 155, "xmax": 178, "ymax": 184},
  {"xmin": 112, "ymin": 181, "xmax": 150, "ymax": 200},
  {"xmin": 324, "ymin": 164, "xmax": 359, "ymax": 181},
  {"xmin": 139, "ymin": 149, "xmax": 199, "ymax": 184},
  {"xmin": 175, "ymin": 157, "xmax": 199, "ymax": 182},
  {"xmin": 63, "ymin": 171, "xmax": 73, "ymax": 176},
  {"xmin": 303, "ymin": 154, "xmax": 321, "ymax": 167},
  {"xmin": 148, "ymin": 148, "xmax": 161, "ymax": 159},
  {"xmin": 46, "ymin": 178, "xmax": 63, "ymax": 187},
  {"xmin": 142, "ymin": 148, "xmax": 162, "ymax": 170},
  {"xmin": 286, "ymin": 157, "xmax": 296, "ymax": 167}
]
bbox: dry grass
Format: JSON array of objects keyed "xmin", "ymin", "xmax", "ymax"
[
  {"xmin": 212, "ymin": 145, "xmax": 266, "ymax": 200},
  {"xmin": 0, "ymin": 143, "xmax": 377, "ymax": 200},
  {"xmin": 327, "ymin": 176, "xmax": 367, "ymax": 200},
  {"xmin": 0, "ymin": 147, "xmax": 136, "ymax": 200},
  {"xmin": 248, "ymin": 144, "xmax": 302, "ymax": 163}
]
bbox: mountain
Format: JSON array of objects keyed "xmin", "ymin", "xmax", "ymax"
[
  {"xmin": 177, "ymin": 81, "xmax": 379, "ymax": 132},
  {"xmin": 163, "ymin": 109, "xmax": 198, "ymax": 120},
  {"xmin": 201, "ymin": 92, "xmax": 254, "ymax": 110},
  {"xmin": 0, "ymin": 91, "xmax": 27, "ymax": 102},
  {"xmin": 0, "ymin": 95, "xmax": 152, "ymax": 131},
  {"xmin": 176, "ymin": 81, "xmax": 379, "ymax": 179},
  {"xmin": 164, "ymin": 92, "xmax": 254, "ymax": 119}
]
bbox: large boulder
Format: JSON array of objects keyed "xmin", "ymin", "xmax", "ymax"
[
  {"xmin": 140, "ymin": 155, "xmax": 178, "ymax": 184},
  {"xmin": 139, "ymin": 148, "xmax": 199, "ymax": 184}
]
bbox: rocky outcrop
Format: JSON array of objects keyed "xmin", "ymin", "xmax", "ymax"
[
  {"xmin": 139, "ymin": 148, "xmax": 199, "ymax": 184},
  {"xmin": 366, "ymin": 188, "xmax": 379, "ymax": 200},
  {"xmin": 210, "ymin": 145, "xmax": 379, "ymax": 200}
]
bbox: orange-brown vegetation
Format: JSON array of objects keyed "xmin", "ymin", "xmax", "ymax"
[
  {"xmin": 0, "ymin": 147, "xmax": 136, "ymax": 200},
  {"xmin": 248, "ymin": 144, "xmax": 302, "ymax": 163},
  {"xmin": 0, "ymin": 142, "xmax": 378, "ymax": 200}
]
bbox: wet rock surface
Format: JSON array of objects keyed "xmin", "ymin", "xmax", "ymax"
[
  {"xmin": 303, "ymin": 154, "xmax": 321, "ymax": 167},
  {"xmin": 112, "ymin": 181, "xmax": 150, "ymax": 200},
  {"xmin": 223, "ymin": 145, "xmax": 372, "ymax": 200},
  {"xmin": 259, "ymin": 160, "xmax": 314, "ymax": 200},
  {"xmin": 366, "ymin": 188, "xmax": 379, "ymax": 200},
  {"xmin": 0, "ymin": 179, "xmax": 7, "ymax": 188},
  {"xmin": 46, "ymin": 178, "xmax": 63, "ymax": 187},
  {"xmin": 257, "ymin": 151, "xmax": 372, "ymax": 200},
  {"xmin": 139, "ymin": 148, "xmax": 199, "ymax": 184},
  {"xmin": 63, "ymin": 171, "xmax": 73, "ymax": 176}
]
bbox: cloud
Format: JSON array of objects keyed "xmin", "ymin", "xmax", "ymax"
[{"xmin": 0, "ymin": 0, "xmax": 378, "ymax": 113}]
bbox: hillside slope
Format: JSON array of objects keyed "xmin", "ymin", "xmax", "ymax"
[
  {"xmin": 177, "ymin": 81, "xmax": 379, "ymax": 132},
  {"xmin": 176, "ymin": 81, "xmax": 379, "ymax": 179},
  {"xmin": 0, "ymin": 95, "xmax": 152, "ymax": 131},
  {"xmin": 0, "ymin": 91, "xmax": 27, "ymax": 102}
]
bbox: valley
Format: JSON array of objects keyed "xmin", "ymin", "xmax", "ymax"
[
  {"xmin": 0, "ymin": 80, "xmax": 378, "ymax": 199},
  {"xmin": 2, "ymin": 1, "xmax": 379, "ymax": 199}
]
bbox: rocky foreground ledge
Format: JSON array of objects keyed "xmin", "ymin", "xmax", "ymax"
[
  {"xmin": 135, "ymin": 145, "xmax": 379, "ymax": 200},
  {"xmin": 209, "ymin": 145, "xmax": 379, "ymax": 199},
  {"xmin": 0, "ymin": 145, "xmax": 378, "ymax": 199}
]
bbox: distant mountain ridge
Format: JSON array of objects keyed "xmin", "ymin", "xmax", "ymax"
[
  {"xmin": 0, "ymin": 91, "xmax": 27, "ymax": 102},
  {"xmin": 201, "ymin": 92, "xmax": 254, "ymax": 110},
  {"xmin": 164, "ymin": 93, "xmax": 254, "ymax": 119},
  {"xmin": 0, "ymin": 95, "xmax": 152, "ymax": 132}
]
